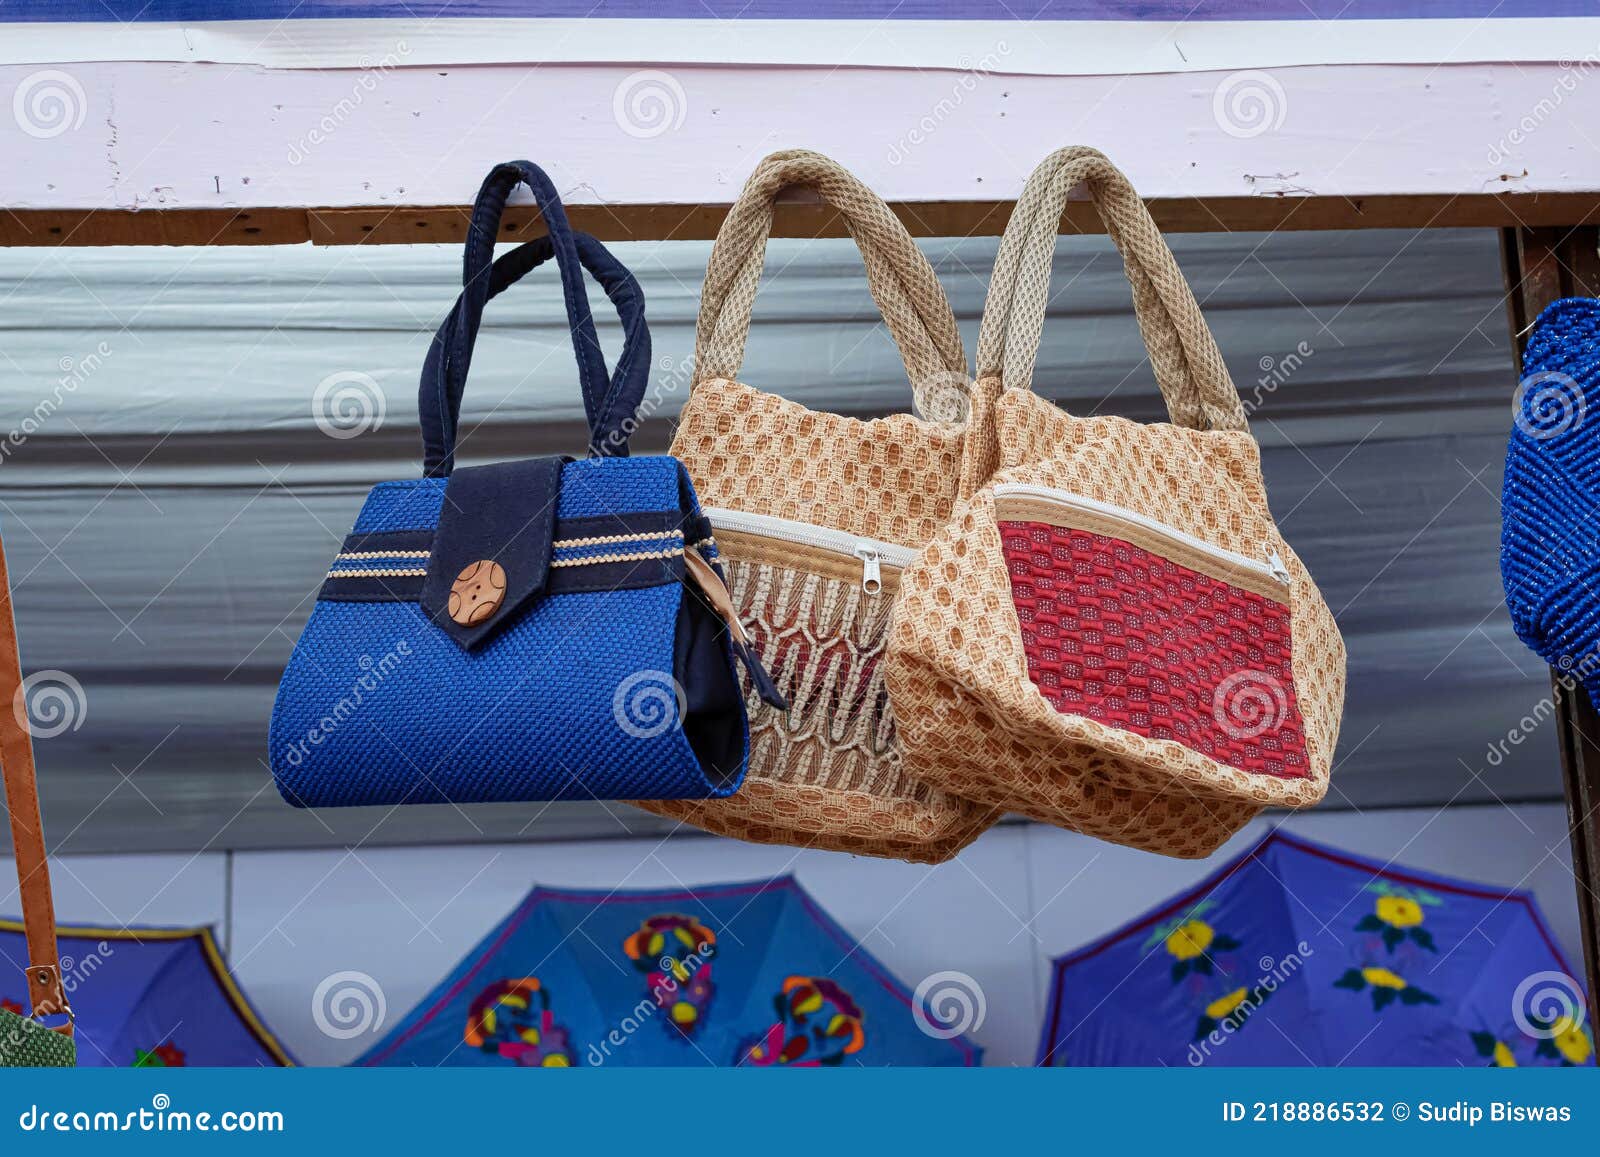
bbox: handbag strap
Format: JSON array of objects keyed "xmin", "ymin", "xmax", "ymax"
[
  {"xmin": 977, "ymin": 146, "xmax": 1247, "ymax": 433},
  {"xmin": 421, "ymin": 230, "xmax": 652, "ymax": 471},
  {"xmin": 421, "ymin": 161, "xmax": 651, "ymax": 475},
  {"xmin": 0, "ymin": 534, "xmax": 67, "ymax": 1024},
  {"xmin": 694, "ymin": 149, "xmax": 970, "ymax": 424}
]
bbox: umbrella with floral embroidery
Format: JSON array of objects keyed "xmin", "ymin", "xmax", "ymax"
[
  {"xmin": 0, "ymin": 918, "xmax": 293, "ymax": 1067},
  {"xmin": 1037, "ymin": 831, "xmax": 1594, "ymax": 1068},
  {"xmin": 358, "ymin": 877, "xmax": 981, "ymax": 1067}
]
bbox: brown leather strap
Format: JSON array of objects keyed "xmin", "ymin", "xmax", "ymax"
[{"xmin": 0, "ymin": 534, "xmax": 67, "ymax": 1021}]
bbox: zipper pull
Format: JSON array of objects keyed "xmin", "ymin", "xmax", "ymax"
[
  {"xmin": 856, "ymin": 544, "xmax": 883, "ymax": 594},
  {"xmin": 682, "ymin": 548, "xmax": 787, "ymax": 712},
  {"xmin": 732, "ymin": 636, "xmax": 789, "ymax": 712},
  {"xmin": 683, "ymin": 549, "xmax": 748, "ymax": 645},
  {"xmin": 1267, "ymin": 548, "xmax": 1291, "ymax": 585}
]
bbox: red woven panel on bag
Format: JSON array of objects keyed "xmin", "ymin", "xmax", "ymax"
[{"xmin": 999, "ymin": 521, "xmax": 1310, "ymax": 779}]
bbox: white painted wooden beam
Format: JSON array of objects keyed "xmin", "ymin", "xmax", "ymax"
[{"xmin": 0, "ymin": 61, "xmax": 1592, "ymax": 218}]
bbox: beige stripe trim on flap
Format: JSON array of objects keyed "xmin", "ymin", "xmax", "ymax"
[{"xmin": 325, "ymin": 567, "xmax": 429, "ymax": 579}]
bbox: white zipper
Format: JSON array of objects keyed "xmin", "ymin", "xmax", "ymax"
[
  {"xmin": 704, "ymin": 506, "xmax": 916, "ymax": 594},
  {"xmin": 992, "ymin": 483, "xmax": 1290, "ymax": 586}
]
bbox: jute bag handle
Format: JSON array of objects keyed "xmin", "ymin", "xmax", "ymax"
[
  {"xmin": 695, "ymin": 149, "xmax": 971, "ymax": 424},
  {"xmin": 977, "ymin": 147, "xmax": 1248, "ymax": 433},
  {"xmin": 0, "ymin": 535, "xmax": 69, "ymax": 1028}
]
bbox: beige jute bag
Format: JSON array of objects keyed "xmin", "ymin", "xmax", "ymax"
[
  {"xmin": 632, "ymin": 150, "xmax": 998, "ymax": 862},
  {"xmin": 885, "ymin": 147, "xmax": 1346, "ymax": 858}
]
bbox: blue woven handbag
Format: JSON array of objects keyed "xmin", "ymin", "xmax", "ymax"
[
  {"xmin": 1501, "ymin": 297, "xmax": 1600, "ymax": 695},
  {"xmin": 270, "ymin": 160, "xmax": 781, "ymax": 808}
]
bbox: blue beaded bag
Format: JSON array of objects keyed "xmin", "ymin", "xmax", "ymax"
[
  {"xmin": 1501, "ymin": 297, "xmax": 1600, "ymax": 695},
  {"xmin": 270, "ymin": 160, "xmax": 781, "ymax": 808}
]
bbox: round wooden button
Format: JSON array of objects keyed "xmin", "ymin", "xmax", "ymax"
[{"xmin": 448, "ymin": 560, "xmax": 506, "ymax": 626}]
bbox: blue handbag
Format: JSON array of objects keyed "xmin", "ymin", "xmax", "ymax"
[
  {"xmin": 1501, "ymin": 296, "xmax": 1600, "ymax": 696},
  {"xmin": 270, "ymin": 160, "xmax": 781, "ymax": 808}
]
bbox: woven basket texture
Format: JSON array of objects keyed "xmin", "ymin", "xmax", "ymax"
[
  {"xmin": 638, "ymin": 546, "xmax": 997, "ymax": 862},
  {"xmin": 635, "ymin": 150, "xmax": 998, "ymax": 860},
  {"xmin": 0, "ymin": 1009, "xmax": 75, "ymax": 1068},
  {"xmin": 1502, "ymin": 297, "xmax": 1600, "ymax": 702},
  {"xmin": 271, "ymin": 460, "xmax": 743, "ymax": 807},
  {"xmin": 885, "ymin": 147, "xmax": 1345, "ymax": 857}
]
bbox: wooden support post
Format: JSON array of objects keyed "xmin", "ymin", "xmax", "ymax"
[{"xmin": 1503, "ymin": 224, "xmax": 1600, "ymax": 1004}]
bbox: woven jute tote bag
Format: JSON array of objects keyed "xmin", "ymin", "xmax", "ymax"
[
  {"xmin": 886, "ymin": 147, "xmax": 1346, "ymax": 858},
  {"xmin": 633, "ymin": 150, "xmax": 998, "ymax": 862},
  {"xmin": 0, "ymin": 532, "xmax": 75, "ymax": 1066}
]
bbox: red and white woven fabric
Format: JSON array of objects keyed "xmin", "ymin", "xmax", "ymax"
[
  {"xmin": 1001, "ymin": 521, "xmax": 1309, "ymax": 780},
  {"xmin": 885, "ymin": 147, "xmax": 1345, "ymax": 859}
]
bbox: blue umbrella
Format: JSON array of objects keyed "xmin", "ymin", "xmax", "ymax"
[
  {"xmin": 1038, "ymin": 830, "xmax": 1594, "ymax": 1067},
  {"xmin": 0, "ymin": 918, "xmax": 294, "ymax": 1067},
  {"xmin": 358, "ymin": 876, "xmax": 980, "ymax": 1067}
]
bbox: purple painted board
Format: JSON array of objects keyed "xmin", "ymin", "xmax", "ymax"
[{"xmin": 0, "ymin": 0, "xmax": 1589, "ymax": 20}]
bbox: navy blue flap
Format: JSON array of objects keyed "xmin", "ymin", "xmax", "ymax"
[{"xmin": 420, "ymin": 456, "xmax": 563, "ymax": 650}]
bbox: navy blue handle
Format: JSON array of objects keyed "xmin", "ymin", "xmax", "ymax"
[
  {"xmin": 420, "ymin": 161, "xmax": 651, "ymax": 475},
  {"xmin": 421, "ymin": 232, "xmax": 652, "ymax": 470}
]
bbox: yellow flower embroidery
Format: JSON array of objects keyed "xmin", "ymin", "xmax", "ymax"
[
  {"xmin": 1471, "ymin": 1030, "xmax": 1519, "ymax": 1065},
  {"xmin": 1552, "ymin": 1018, "xmax": 1593, "ymax": 1065},
  {"xmin": 1336, "ymin": 965, "xmax": 1438, "ymax": 1010},
  {"xmin": 1205, "ymin": 988, "xmax": 1250, "ymax": 1021},
  {"xmin": 1357, "ymin": 885, "xmax": 1440, "ymax": 954},
  {"xmin": 1166, "ymin": 920, "xmax": 1215, "ymax": 961},
  {"xmin": 1375, "ymin": 896, "xmax": 1423, "ymax": 928},
  {"xmin": 1361, "ymin": 967, "xmax": 1407, "ymax": 990}
]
